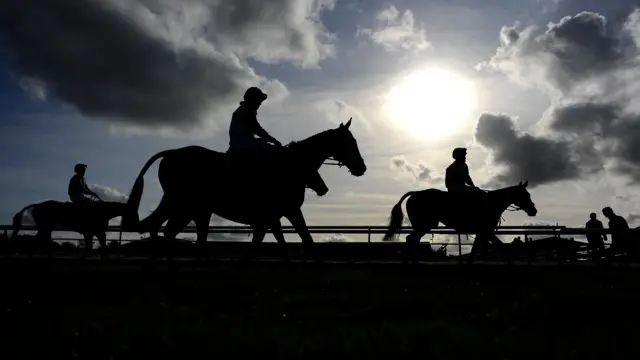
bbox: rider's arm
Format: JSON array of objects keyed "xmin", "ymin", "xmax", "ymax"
[
  {"xmin": 81, "ymin": 179, "xmax": 100, "ymax": 198},
  {"xmin": 463, "ymin": 164, "xmax": 476, "ymax": 187},
  {"xmin": 247, "ymin": 112, "xmax": 279, "ymax": 144}
]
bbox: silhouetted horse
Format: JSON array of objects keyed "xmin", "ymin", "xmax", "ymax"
[
  {"xmin": 12, "ymin": 200, "xmax": 131, "ymax": 260},
  {"xmin": 382, "ymin": 181, "xmax": 537, "ymax": 264},
  {"xmin": 143, "ymin": 166, "xmax": 330, "ymax": 261},
  {"xmin": 124, "ymin": 119, "xmax": 366, "ymax": 261}
]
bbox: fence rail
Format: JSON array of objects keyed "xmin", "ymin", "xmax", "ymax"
[
  {"xmin": 2, "ymin": 224, "xmax": 626, "ymax": 263},
  {"xmin": 0, "ymin": 224, "xmax": 622, "ymax": 235}
]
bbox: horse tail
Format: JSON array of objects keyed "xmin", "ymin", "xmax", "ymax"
[
  {"xmin": 12, "ymin": 203, "xmax": 38, "ymax": 240},
  {"xmin": 123, "ymin": 149, "xmax": 173, "ymax": 230},
  {"xmin": 382, "ymin": 191, "xmax": 417, "ymax": 242}
]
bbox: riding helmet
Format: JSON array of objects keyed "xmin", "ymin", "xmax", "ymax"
[
  {"xmin": 244, "ymin": 87, "xmax": 268, "ymax": 102},
  {"xmin": 74, "ymin": 163, "xmax": 87, "ymax": 173},
  {"xmin": 452, "ymin": 147, "xmax": 467, "ymax": 159}
]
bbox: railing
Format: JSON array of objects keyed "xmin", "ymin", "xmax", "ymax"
[{"xmin": 0, "ymin": 224, "xmax": 619, "ymax": 259}]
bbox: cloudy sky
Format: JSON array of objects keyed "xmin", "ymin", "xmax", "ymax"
[{"xmin": 2, "ymin": 0, "xmax": 640, "ymax": 243}]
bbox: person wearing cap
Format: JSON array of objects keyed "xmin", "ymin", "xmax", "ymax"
[
  {"xmin": 445, "ymin": 147, "xmax": 487, "ymax": 211},
  {"xmin": 68, "ymin": 163, "xmax": 102, "ymax": 204},
  {"xmin": 228, "ymin": 86, "xmax": 282, "ymax": 155}
]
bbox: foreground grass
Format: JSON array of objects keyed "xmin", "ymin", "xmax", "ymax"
[{"xmin": 1, "ymin": 259, "xmax": 639, "ymax": 359}]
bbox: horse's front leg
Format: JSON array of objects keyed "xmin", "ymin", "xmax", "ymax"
[
  {"xmin": 486, "ymin": 233, "xmax": 511, "ymax": 265},
  {"xmin": 285, "ymin": 208, "xmax": 320, "ymax": 263},
  {"xmin": 270, "ymin": 220, "xmax": 290, "ymax": 263},
  {"xmin": 244, "ymin": 225, "xmax": 267, "ymax": 263}
]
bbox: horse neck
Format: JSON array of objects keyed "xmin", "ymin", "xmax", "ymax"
[
  {"xmin": 487, "ymin": 187, "xmax": 518, "ymax": 217},
  {"xmin": 100, "ymin": 201, "xmax": 126, "ymax": 219},
  {"xmin": 286, "ymin": 131, "xmax": 333, "ymax": 171}
]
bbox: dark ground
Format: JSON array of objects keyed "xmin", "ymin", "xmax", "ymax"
[{"xmin": 1, "ymin": 258, "xmax": 639, "ymax": 359}]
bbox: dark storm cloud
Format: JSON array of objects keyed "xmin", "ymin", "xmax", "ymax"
[
  {"xmin": 474, "ymin": 113, "xmax": 582, "ymax": 187},
  {"xmin": 0, "ymin": 0, "xmax": 334, "ymax": 130},
  {"xmin": 478, "ymin": 9, "xmax": 640, "ymax": 185}
]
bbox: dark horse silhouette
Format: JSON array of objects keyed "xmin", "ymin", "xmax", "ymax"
[
  {"xmin": 382, "ymin": 181, "xmax": 537, "ymax": 264},
  {"xmin": 142, "ymin": 166, "xmax": 330, "ymax": 261},
  {"xmin": 12, "ymin": 200, "xmax": 131, "ymax": 260},
  {"xmin": 123, "ymin": 119, "xmax": 366, "ymax": 261}
]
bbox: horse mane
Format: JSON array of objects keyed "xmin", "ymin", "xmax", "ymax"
[{"xmin": 284, "ymin": 128, "xmax": 336, "ymax": 150}]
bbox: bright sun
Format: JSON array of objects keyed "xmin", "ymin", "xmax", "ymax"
[{"xmin": 383, "ymin": 67, "xmax": 478, "ymax": 140}]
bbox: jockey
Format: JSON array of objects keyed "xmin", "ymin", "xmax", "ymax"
[
  {"xmin": 445, "ymin": 148, "xmax": 485, "ymax": 202},
  {"xmin": 228, "ymin": 87, "xmax": 282, "ymax": 155},
  {"xmin": 68, "ymin": 163, "xmax": 101, "ymax": 205}
]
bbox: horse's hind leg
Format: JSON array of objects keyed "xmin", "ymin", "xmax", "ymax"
[
  {"xmin": 81, "ymin": 233, "xmax": 94, "ymax": 259},
  {"xmin": 163, "ymin": 214, "xmax": 190, "ymax": 262},
  {"xmin": 193, "ymin": 212, "xmax": 212, "ymax": 262},
  {"xmin": 96, "ymin": 232, "xmax": 110, "ymax": 261},
  {"xmin": 404, "ymin": 227, "xmax": 429, "ymax": 265}
]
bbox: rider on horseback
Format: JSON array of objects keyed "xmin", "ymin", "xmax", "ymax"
[
  {"xmin": 68, "ymin": 163, "xmax": 101, "ymax": 205},
  {"xmin": 228, "ymin": 87, "xmax": 282, "ymax": 156},
  {"xmin": 445, "ymin": 148, "xmax": 486, "ymax": 205}
]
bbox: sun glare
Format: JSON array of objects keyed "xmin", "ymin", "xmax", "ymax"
[{"xmin": 383, "ymin": 67, "xmax": 478, "ymax": 140}]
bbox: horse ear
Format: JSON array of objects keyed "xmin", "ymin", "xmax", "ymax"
[
  {"xmin": 345, "ymin": 117, "xmax": 352, "ymax": 129},
  {"xmin": 522, "ymin": 180, "xmax": 528, "ymax": 188}
]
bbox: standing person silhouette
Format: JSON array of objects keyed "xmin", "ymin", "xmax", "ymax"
[
  {"xmin": 602, "ymin": 207, "xmax": 630, "ymax": 264},
  {"xmin": 585, "ymin": 212, "xmax": 606, "ymax": 263}
]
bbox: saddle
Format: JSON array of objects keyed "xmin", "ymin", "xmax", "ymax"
[
  {"xmin": 225, "ymin": 145, "xmax": 288, "ymax": 168},
  {"xmin": 445, "ymin": 190, "xmax": 487, "ymax": 210}
]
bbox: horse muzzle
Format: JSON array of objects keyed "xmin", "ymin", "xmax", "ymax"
[{"xmin": 349, "ymin": 163, "xmax": 367, "ymax": 177}]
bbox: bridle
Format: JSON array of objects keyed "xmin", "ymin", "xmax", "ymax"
[{"xmin": 323, "ymin": 157, "xmax": 344, "ymax": 167}]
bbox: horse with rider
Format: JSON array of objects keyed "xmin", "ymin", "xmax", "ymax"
[
  {"xmin": 383, "ymin": 147, "xmax": 538, "ymax": 264},
  {"xmin": 12, "ymin": 163, "xmax": 130, "ymax": 259}
]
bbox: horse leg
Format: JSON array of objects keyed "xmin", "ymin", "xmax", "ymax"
[
  {"xmin": 270, "ymin": 220, "xmax": 290, "ymax": 263},
  {"xmin": 285, "ymin": 209, "xmax": 320, "ymax": 263},
  {"xmin": 193, "ymin": 212, "xmax": 211, "ymax": 262},
  {"xmin": 467, "ymin": 232, "xmax": 495, "ymax": 265},
  {"xmin": 244, "ymin": 225, "xmax": 267, "ymax": 263},
  {"xmin": 162, "ymin": 214, "xmax": 190, "ymax": 262},
  {"xmin": 483, "ymin": 233, "xmax": 510, "ymax": 265},
  {"xmin": 467, "ymin": 234, "xmax": 482, "ymax": 265},
  {"xmin": 96, "ymin": 231, "xmax": 110, "ymax": 261},
  {"xmin": 145, "ymin": 197, "xmax": 173, "ymax": 261},
  {"xmin": 404, "ymin": 227, "xmax": 429, "ymax": 266},
  {"xmin": 82, "ymin": 233, "xmax": 94, "ymax": 260}
]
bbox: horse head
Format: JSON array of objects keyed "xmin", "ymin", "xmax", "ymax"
[
  {"xmin": 510, "ymin": 181, "xmax": 537, "ymax": 216},
  {"xmin": 306, "ymin": 170, "xmax": 329, "ymax": 197},
  {"xmin": 327, "ymin": 118, "xmax": 367, "ymax": 177}
]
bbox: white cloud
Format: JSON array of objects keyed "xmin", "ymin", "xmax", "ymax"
[
  {"xmin": 389, "ymin": 155, "xmax": 443, "ymax": 185},
  {"xmin": 356, "ymin": 5, "xmax": 430, "ymax": 53},
  {"xmin": 89, "ymin": 184, "xmax": 129, "ymax": 203}
]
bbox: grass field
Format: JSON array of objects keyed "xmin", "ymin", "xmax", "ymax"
[{"xmin": 1, "ymin": 259, "xmax": 639, "ymax": 359}]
